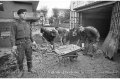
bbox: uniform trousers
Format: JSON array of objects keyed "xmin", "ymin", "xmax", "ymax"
[{"xmin": 16, "ymin": 38, "xmax": 32, "ymax": 71}]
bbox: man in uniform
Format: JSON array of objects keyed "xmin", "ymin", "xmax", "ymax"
[{"xmin": 11, "ymin": 9, "xmax": 36, "ymax": 77}]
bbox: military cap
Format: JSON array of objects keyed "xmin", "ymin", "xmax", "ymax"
[{"xmin": 17, "ymin": 9, "xmax": 27, "ymax": 15}]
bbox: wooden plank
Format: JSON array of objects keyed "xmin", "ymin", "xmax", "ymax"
[
  {"xmin": 0, "ymin": 48, "xmax": 12, "ymax": 58},
  {"xmin": 55, "ymin": 44, "xmax": 81, "ymax": 55},
  {"xmin": 0, "ymin": 19, "xmax": 15, "ymax": 22},
  {"xmin": 1, "ymin": 31, "xmax": 11, "ymax": 37}
]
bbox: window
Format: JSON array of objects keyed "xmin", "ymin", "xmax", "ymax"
[{"xmin": 0, "ymin": 2, "xmax": 4, "ymax": 11}]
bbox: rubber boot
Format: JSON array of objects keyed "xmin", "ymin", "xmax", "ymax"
[
  {"xmin": 27, "ymin": 62, "xmax": 32, "ymax": 72},
  {"xmin": 17, "ymin": 65, "xmax": 24, "ymax": 78},
  {"xmin": 17, "ymin": 70, "xmax": 24, "ymax": 78}
]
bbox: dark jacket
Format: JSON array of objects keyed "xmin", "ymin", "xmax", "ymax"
[
  {"xmin": 40, "ymin": 27, "xmax": 57, "ymax": 43},
  {"xmin": 84, "ymin": 26, "xmax": 100, "ymax": 42},
  {"xmin": 11, "ymin": 19, "xmax": 33, "ymax": 46}
]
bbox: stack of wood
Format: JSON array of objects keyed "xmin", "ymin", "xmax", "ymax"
[
  {"xmin": 102, "ymin": 2, "xmax": 120, "ymax": 59},
  {"xmin": 54, "ymin": 44, "xmax": 81, "ymax": 55}
]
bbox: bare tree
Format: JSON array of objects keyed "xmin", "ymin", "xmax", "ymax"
[
  {"xmin": 50, "ymin": 8, "xmax": 70, "ymax": 26},
  {"xmin": 52, "ymin": 8, "xmax": 59, "ymax": 25},
  {"xmin": 38, "ymin": 6, "xmax": 48, "ymax": 21},
  {"xmin": 52, "ymin": 8, "xmax": 59, "ymax": 19}
]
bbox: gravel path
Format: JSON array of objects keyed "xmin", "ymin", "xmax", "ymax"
[
  {"xmin": 7, "ymin": 45, "xmax": 120, "ymax": 78},
  {"xmin": 16, "ymin": 50, "xmax": 119, "ymax": 78}
]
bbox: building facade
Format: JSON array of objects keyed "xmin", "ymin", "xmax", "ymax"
[{"xmin": 70, "ymin": 1, "xmax": 94, "ymax": 29}]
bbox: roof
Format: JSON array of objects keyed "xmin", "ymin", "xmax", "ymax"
[
  {"xmin": 31, "ymin": 1, "xmax": 39, "ymax": 11},
  {"xmin": 13, "ymin": 1, "xmax": 39, "ymax": 11},
  {"xmin": 73, "ymin": 1, "xmax": 116, "ymax": 12}
]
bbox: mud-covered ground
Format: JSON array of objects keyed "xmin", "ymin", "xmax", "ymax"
[{"xmin": 1, "ymin": 29, "xmax": 120, "ymax": 78}]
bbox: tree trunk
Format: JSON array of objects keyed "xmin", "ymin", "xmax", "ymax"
[{"xmin": 101, "ymin": 2, "xmax": 120, "ymax": 59}]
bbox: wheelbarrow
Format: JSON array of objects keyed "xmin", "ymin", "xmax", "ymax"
[{"xmin": 53, "ymin": 44, "xmax": 82, "ymax": 64}]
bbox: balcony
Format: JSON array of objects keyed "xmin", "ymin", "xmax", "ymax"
[{"xmin": 13, "ymin": 12, "xmax": 43, "ymax": 21}]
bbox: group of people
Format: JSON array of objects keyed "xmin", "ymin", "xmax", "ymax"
[
  {"xmin": 40, "ymin": 24, "xmax": 100, "ymax": 57},
  {"xmin": 61, "ymin": 25, "xmax": 100, "ymax": 56},
  {"xmin": 10, "ymin": 9, "xmax": 100, "ymax": 77}
]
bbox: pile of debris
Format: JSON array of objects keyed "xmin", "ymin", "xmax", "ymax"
[{"xmin": 0, "ymin": 49, "xmax": 17, "ymax": 77}]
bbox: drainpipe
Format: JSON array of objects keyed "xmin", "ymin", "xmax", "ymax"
[{"xmin": 79, "ymin": 12, "xmax": 82, "ymax": 27}]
